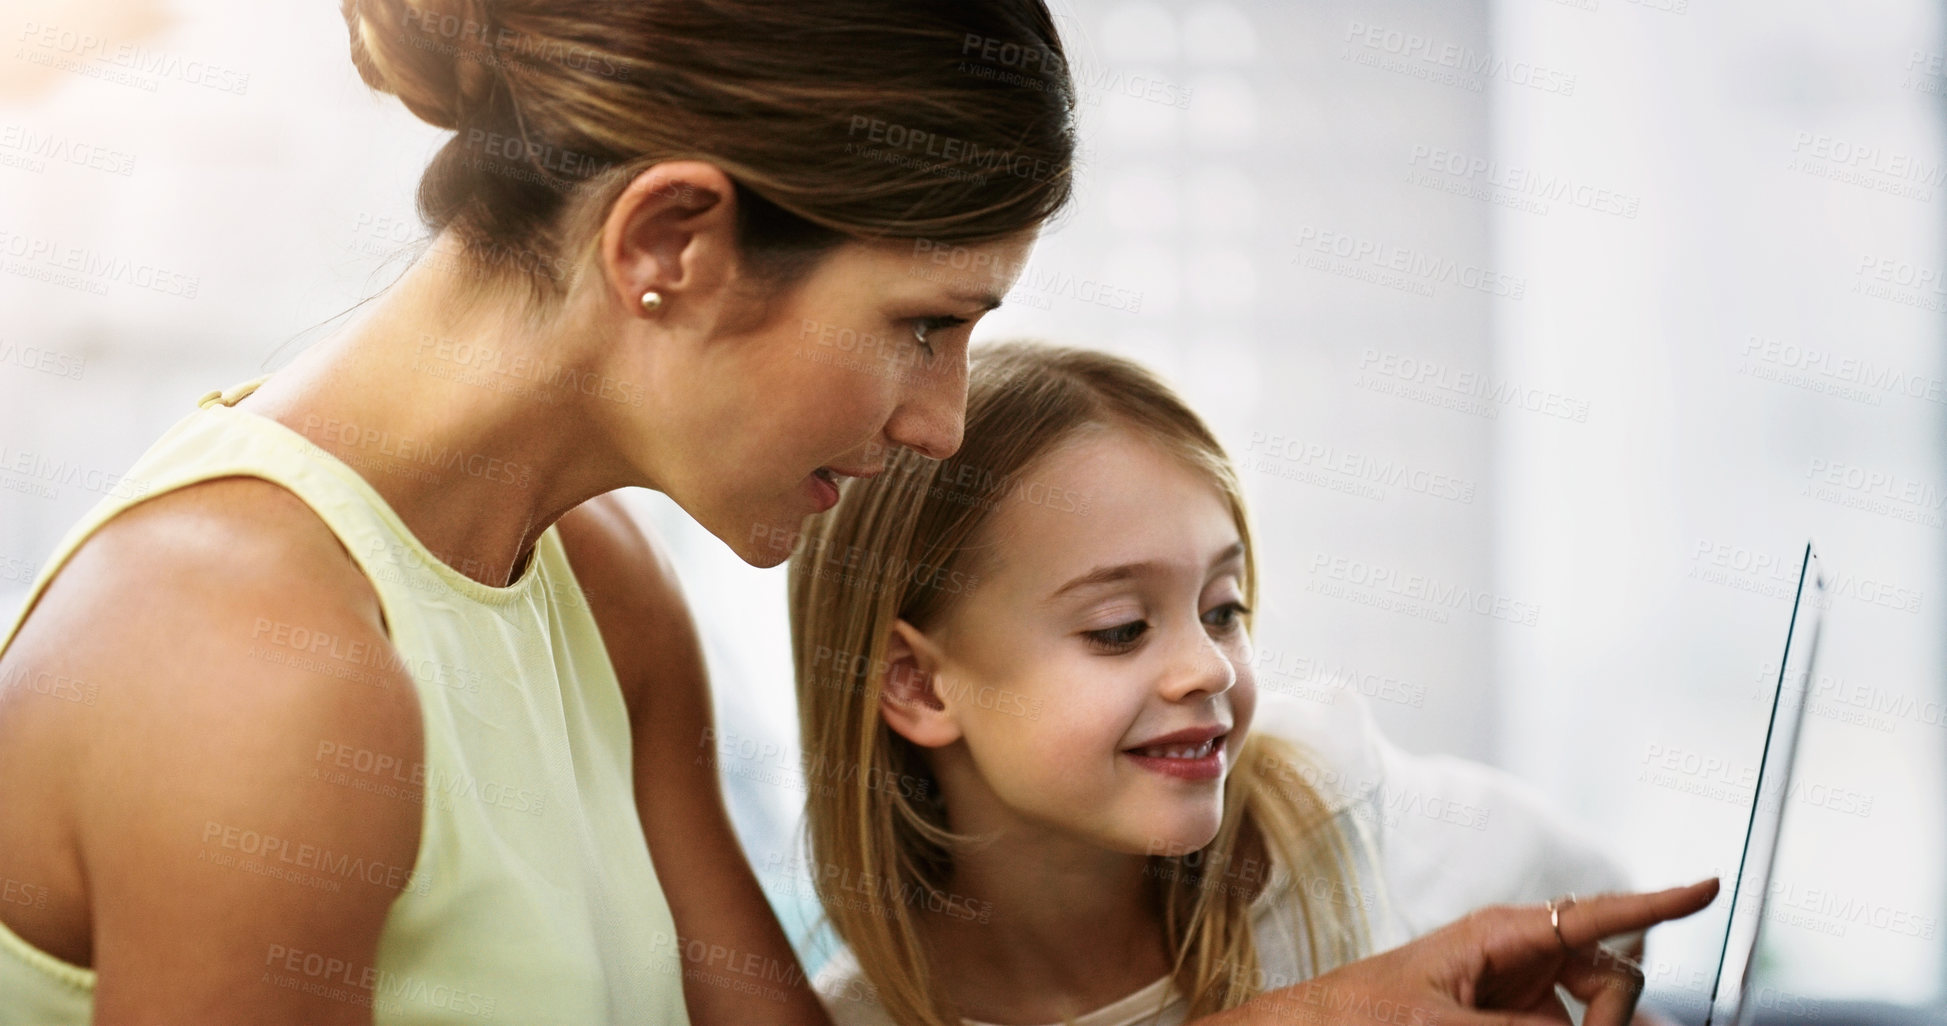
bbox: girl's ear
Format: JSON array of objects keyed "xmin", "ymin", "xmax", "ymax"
[{"xmin": 879, "ymin": 618, "xmax": 962, "ymax": 749}]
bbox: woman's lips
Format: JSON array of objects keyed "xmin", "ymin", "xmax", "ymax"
[
  {"xmin": 805, "ymin": 464, "xmax": 882, "ymax": 513},
  {"xmin": 806, "ymin": 467, "xmax": 840, "ymax": 511}
]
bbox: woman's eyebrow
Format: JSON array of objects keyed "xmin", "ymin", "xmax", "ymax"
[{"xmin": 948, "ymin": 288, "xmax": 1004, "ymax": 311}]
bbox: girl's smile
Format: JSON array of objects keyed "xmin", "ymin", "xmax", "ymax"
[{"xmin": 1121, "ymin": 724, "xmax": 1231, "ymax": 781}]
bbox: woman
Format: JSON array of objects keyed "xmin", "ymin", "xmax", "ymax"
[{"xmin": 0, "ymin": 2, "xmax": 1709, "ymax": 1024}]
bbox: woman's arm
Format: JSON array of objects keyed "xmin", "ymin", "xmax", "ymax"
[
  {"xmin": 559, "ymin": 494, "xmax": 833, "ymax": 1026},
  {"xmin": 1348, "ymin": 701, "xmax": 1672, "ymax": 1023},
  {"xmin": 1191, "ymin": 881, "xmax": 1718, "ymax": 1026},
  {"xmin": 0, "ymin": 479, "xmax": 422, "ymax": 1025},
  {"xmin": 1251, "ymin": 688, "xmax": 1661, "ymax": 1022}
]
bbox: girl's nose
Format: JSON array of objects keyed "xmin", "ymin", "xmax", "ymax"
[{"xmin": 1157, "ymin": 624, "xmax": 1236, "ymax": 702}]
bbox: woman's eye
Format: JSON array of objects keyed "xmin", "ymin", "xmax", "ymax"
[
  {"xmin": 1084, "ymin": 620, "xmax": 1148, "ymax": 651},
  {"xmin": 910, "ymin": 315, "xmax": 969, "ymax": 359},
  {"xmin": 1203, "ymin": 601, "xmax": 1251, "ymax": 632}
]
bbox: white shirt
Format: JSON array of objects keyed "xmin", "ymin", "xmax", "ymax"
[{"xmin": 812, "ymin": 688, "xmax": 1635, "ymax": 1026}]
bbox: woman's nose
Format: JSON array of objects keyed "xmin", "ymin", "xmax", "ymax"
[{"xmin": 884, "ymin": 359, "xmax": 967, "ymax": 461}]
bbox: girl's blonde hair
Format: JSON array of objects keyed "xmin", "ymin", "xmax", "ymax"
[{"xmin": 788, "ymin": 340, "xmax": 1371, "ymax": 1025}]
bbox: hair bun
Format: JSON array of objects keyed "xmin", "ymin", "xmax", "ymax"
[{"xmin": 342, "ymin": 0, "xmax": 497, "ymax": 131}]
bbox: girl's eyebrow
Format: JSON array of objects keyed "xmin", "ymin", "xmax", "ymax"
[
  {"xmin": 1208, "ymin": 540, "xmax": 1246, "ymax": 574},
  {"xmin": 1041, "ymin": 540, "xmax": 1246, "ymax": 605}
]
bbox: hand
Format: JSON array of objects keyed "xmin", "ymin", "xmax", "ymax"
[{"xmin": 1207, "ymin": 878, "xmax": 1720, "ymax": 1026}]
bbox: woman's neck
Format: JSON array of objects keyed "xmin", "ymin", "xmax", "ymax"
[
  {"xmin": 920, "ymin": 810, "xmax": 1176, "ymax": 1023},
  {"xmin": 239, "ymin": 235, "xmax": 639, "ymax": 587}
]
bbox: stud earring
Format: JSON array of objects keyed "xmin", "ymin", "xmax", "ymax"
[{"xmin": 639, "ymin": 290, "xmax": 663, "ymax": 313}]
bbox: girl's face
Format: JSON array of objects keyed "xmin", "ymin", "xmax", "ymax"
[
  {"xmin": 885, "ymin": 426, "xmax": 1257, "ymax": 858},
  {"xmin": 642, "ymin": 233, "xmax": 1035, "ymax": 568}
]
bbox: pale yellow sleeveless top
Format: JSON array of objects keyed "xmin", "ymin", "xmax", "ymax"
[{"xmin": 0, "ymin": 376, "xmax": 692, "ymax": 1026}]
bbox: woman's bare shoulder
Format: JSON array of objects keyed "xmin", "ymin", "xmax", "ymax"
[
  {"xmin": 0, "ymin": 476, "xmax": 426, "ymax": 1021},
  {"xmin": 7, "ymin": 475, "xmax": 395, "ymax": 685}
]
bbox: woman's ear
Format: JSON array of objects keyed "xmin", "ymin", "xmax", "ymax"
[
  {"xmin": 599, "ymin": 159, "xmax": 739, "ymax": 325},
  {"xmin": 879, "ymin": 618, "xmax": 962, "ymax": 749}
]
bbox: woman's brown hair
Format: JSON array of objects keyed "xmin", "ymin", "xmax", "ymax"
[
  {"xmin": 789, "ymin": 340, "xmax": 1371, "ymax": 1025},
  {"xmin": 340, "ymin": 0, "xmax": 1077, "ymax": 307}
]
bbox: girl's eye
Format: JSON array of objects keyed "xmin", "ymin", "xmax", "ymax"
[
  {"xmin": 1084, "ymin": 620, "xmax": 1148, "ymax": 652},
  {"xmin": 1203, "ymin": 601, "xmax": 1251, "ymax": 632}
]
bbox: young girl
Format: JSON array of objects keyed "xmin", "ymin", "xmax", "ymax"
[{"xmin": 786, "ymin": 340, "xmax": 1636, "ymax": 1026}]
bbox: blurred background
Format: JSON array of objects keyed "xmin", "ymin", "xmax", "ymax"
[{"xmin": 0, "ymin": 0, "xmax": 1940, "ymax": 1019}]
